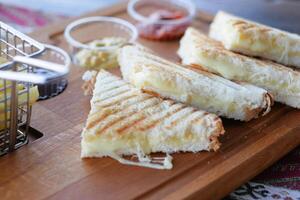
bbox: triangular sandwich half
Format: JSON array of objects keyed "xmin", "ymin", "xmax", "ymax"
[
  {"xmin": 119, "ymin": 45, "xmax": 273, "ymax": 121},
  {"xmin": 81, "ymin": 70, "xmax": 224, "ymax": 169}
]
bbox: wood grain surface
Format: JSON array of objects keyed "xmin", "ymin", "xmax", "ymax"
[{"xmin": 0, "ymin": 2, "xmax": 299, "ymax": 200}]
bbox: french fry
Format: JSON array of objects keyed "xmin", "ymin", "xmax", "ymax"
[{"xmin": 0, "ymin": 86, "xmax": 39, "ymax": 130}]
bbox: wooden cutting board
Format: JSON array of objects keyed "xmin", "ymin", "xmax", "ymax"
[{"xmin": 0, "ymin": 2, "xmax": 299, "ymax": 200}]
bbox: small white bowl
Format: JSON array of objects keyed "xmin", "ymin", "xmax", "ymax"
[{"xmin": 64, "ymin": 16, "xmax": 138, "ymax": 67}]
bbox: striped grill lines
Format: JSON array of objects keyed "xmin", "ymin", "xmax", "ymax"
[
  {"xmin": 163, "ymin": 107, "xmax": 198, "ymax": 128},
  {"xmin": 95, "ymin": 93, "xmax": 138, "ymax": 108},
  {"xmin": 93, "ymin": 86, "xmax": 131, "ymax": 103},
  {"xmin": 232, "ymin": 20, "xmax": 271, "ymax": 33},
  {"xmin": 115, "ymin": 100, "xmax": 176, "ymax": 134},
  {"xmin": 116, "ymin": 102, "xmax": 181, "ymax": 134},
  {"xmin": 137, "ymin": 104, "xmax": 187, "ymax": 132},
  {"xmin": 87, "ymin": 71, "xmax": 220, "ymax": 139},
  {"xmin": 87, "ymin": 95, "xmax": 154, "ymax": 130},
  {"xmin": 93, "ymin": 89, "xmax": 133, "ymax": 104},
  {"xmin": 232, "ymin": 20, "xmax": 246, "ymax": 26},
  {"xmin": 184, "ymin": 111, "xmax": 210, "ymax": 127},
  {"xmin": 113, "ymin": 103, "xmax": 166, "ymax": 134},
  {"xmin": 115, "ymin": 115, "xmax": 147, "ymax": 134},
  {"xmin": 96, "ymin": 98, "xmax": 161, "ymax": 135},
  {"xmin": 86, "ymin": 110, "xmax": 114, "ymax": 130}
]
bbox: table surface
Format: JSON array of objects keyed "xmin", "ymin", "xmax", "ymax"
[{"xmin": 0, "ymin": 2, "xmax": 300, "ymax": 200}]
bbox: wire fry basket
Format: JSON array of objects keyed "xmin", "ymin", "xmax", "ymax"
[{"xmin": 0, "ymin": 21, "xmax": 70, "ymax": 156}]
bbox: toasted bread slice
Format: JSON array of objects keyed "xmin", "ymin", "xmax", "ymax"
[
  {"xmin": 119, "ymin": 45, "xmax": 272, "ymax": 121},
  {"xmin": 209, "ymin": 11, "xmax": 300, "ymax": 68},
  {"xmin": 81, "ymin": 70, "xmax": 224, "ymax": 169},
  {"xmin": 179, "ymin": 27, "xmax": 300, "ymax": 108},
  {"xmin": 82, "ymin": 70, "xmax": 98, "ymax": 96}
]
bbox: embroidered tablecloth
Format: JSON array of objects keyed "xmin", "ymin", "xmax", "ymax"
[{"xmin": 230, "ymin": 147, "xmax": 300, "ymax": 199}]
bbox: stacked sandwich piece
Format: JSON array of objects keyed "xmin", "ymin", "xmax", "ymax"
[
  {"xmin": 81, "ymin": 11, "xmax": 300, "ymax": 169},
  {"xmin": 119, "ymin": 45, "xmax": 272, "ymax": 121},
  {"xmin": 178, "ymin": 11, "xmax": 300, "ymax": 109}
]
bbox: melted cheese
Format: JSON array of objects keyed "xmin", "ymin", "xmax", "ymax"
[
  {"xmin": 128, "ymin": 66, "xmax": 267, "ymax": 121},
  {"xmin": 136, "ymin": 74, "xmax": 231, "ymax": 113},
  {"xmin": 81, "ymin": 128, "xmax": 209, "ymax": 170}
]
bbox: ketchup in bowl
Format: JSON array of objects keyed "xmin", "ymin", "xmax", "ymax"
[{"xmin": 128, "ymin": 0, "xmax": 196, "ymax": 41}]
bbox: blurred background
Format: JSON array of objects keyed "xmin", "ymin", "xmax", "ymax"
[
  {"xmin": 0, "ymin": 0, "xmax": 299, "ymax": 33},
  {"xmin": 0, "ymin": 0, "xmax": 299, "ymax": 197}
]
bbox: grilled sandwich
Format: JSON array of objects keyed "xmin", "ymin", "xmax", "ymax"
[
  {"xmin": 81, "ymin": 70, "xmax": 224, "ymax": 169},
  {"xmin": 178, "ymin": 27, "xmax": 300, "ymax": 108},
  {"xmin": 209, "ymin": 11, "xmax": 300, "ymax": 68},
  {"xmin": 119, "ymin": 45, "xmax": 272, "ymax": 121}
]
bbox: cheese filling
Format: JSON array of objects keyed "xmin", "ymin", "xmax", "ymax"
[
  {"xmin": 128, "ymin": 67, "xmax": 267, "ymax": 120},
  {"xmin": 110, "ymin": 148, "xmax": 173, "ymax": 170},
  {"xmin": 134, "ymin": 73, "xmax": 235, "ymax": 113},
  {"xmin": 82, "ymin": 121, "xmax": 212, "ymax": 169}
]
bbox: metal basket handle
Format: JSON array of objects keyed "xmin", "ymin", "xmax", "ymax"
[{"xmin": 0, "ymin": 44, "xmax": 70, "ymax": 84}]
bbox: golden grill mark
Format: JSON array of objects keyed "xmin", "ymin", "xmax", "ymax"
[
  {"xmin": 93, "ymin": 89, "xmax": 132, "ymax": 103},
  {"xmin": 96, "ymin": 94, "xmax": 138, "ymax": 108},
  {"xmin": 115, "ymin": 101, "xmax": 176, "ymax": 134},
  {"xmin": 168, "ymin": 108, "xmax": 197, "ymax": 127},
  {"xmin": 232, "ymin": 20, "xmax": 271, "ymax": 33},
  {"xmin": 232, "ymin": 20, "xmax": 246, "ymax": 26},
  {"xmin": 87, "ymin": 96, "xmax": 153, "ymax": 129},
  {"xmin": 116, "ymin": 116, "xmax": 147, "ymax": 134},
  {"xmin": 141, "ymin": 89, "xmax": 161, "ymax": 98},
  {"xmin": 91, "ymin": 94, "xmax": 138, "ymax": 116},
  {"xmin": 190, "ymin": 115, "xmax": 206, "ymax": 127},
  {"xmin": 86, "ymin": 111, "xmax": 112, "ymax": 130},
  {"xmin": 97, "ymin": 99, "xmax": 161, "ymax": 135},
  {"xmin": 138, "ymin": 104, "xmax": 186, "ymax": 132},
  {"xmin": 260, "ymin": 28, "xmax": 272, "ymax": 33}
]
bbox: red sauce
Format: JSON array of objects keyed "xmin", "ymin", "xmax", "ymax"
[{"xmin": 137, "ymin": 10, "xmax": 190, "ymax": 41}]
